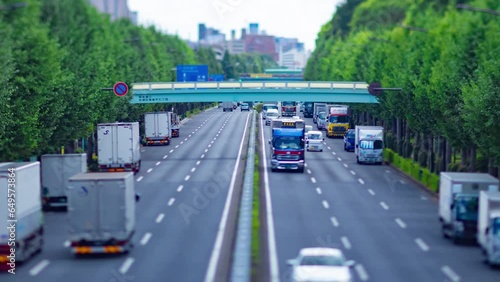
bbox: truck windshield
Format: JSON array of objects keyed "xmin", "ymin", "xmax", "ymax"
[
  {"xmin": 328, "ymin": 116, "xmax": 349, "ymax": 123},
  {"xmin": 273, "ymin": 136, "xmax": 303, "ymax": 150},
  {"xmin": 264, "ymin": 105, "xmax": 278, "ymax": 111},
  {"xmin": 308, "ymin": 134, "xmax": 322, "ymax": 140},
  {"xmin": 492, "ymin": 218, "xmax": 500, "ymax": 236},
  {"xmin": 282, "ymin": 102, "xmax": 296, "ymax": 106},
  {"xmin": 360, "ymin": 140, "xmax": 383, "ymax": 150},
  {"xmin": 454, "ymin": 196, "xmax": 479, "ymax": 221}
]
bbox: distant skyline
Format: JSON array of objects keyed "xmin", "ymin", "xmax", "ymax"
[{"xmin": 128, "ymin": 0, "xmax": 342, "ymax": 51}]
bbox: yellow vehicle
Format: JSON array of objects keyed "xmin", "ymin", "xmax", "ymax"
[{"xmin": 327, "ymin": 106, "xmax": 349, "ymax": 137}]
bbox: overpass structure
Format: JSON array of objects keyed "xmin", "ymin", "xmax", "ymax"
[{"xmin": 129, "ymin": 81, "xmax": 379, "ymax": 104}]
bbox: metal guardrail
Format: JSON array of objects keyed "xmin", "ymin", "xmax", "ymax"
[
  {"xmin": 230, "ymin": 110, "xmax": 256, "ymax": 282},
  {"xmin": 132, "ymin": 81, "xmax": 369, "ymax": 91}
]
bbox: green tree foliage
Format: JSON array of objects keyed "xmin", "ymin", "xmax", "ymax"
[{"xmin": 306, "ymin": 0, "xmax": 500, "ymax": 175}]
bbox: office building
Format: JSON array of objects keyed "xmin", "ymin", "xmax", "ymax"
[{"xmin": 88, "ymin": 0, "xmax": 137, "ymax": 23}]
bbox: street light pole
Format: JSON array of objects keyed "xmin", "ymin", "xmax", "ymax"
[
  {"xmin": 456, "ymin": 4, "xmax": 500, "ymax": 16},
  {"xmin": 0, "ymin": 2, "xmax": 27, "ymax": 11}
]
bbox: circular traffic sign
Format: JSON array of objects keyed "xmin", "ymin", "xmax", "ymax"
[
  {"xmin": 113, "ymin": 82, "xmax": 129, "ymax": 96},
  {"xmin": 368, "ymin": 82, "xmax": 382, "ymax": 96}
]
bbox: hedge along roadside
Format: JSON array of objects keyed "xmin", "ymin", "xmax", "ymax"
[
  {"xmin": 252, "ymin": 126, "xmax": 260, "ymax": 279},
  {"xmin": 384, "ymin": 148, "xmax": 440, "ymax": 193}
]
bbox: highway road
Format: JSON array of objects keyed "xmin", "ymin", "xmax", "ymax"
[
  {"xmin": 1, "ymin": 107, "xmax": 251, "ymax": 282},
  {"xmin": 261, "ymin": 113, "xmax": 500, "ymax": 282}
]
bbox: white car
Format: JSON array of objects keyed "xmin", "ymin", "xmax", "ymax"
[
  {"xmin": 241, "ymin": 103, "xmax": 250, "ymax": 111},
  {"xmin": 287, "ymin": 248, "xmax": 355, "ymax": 282},
  {"xmin": 265, "ymin": 109, "xmax": 280, "ymax": 126},
  {"xmin": 306, "ymin": 131, "xmax": 324, "ymax": 151}
]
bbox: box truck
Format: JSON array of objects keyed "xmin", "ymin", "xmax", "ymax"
[
  {"xmin": 67, "ymin": 172, "xmax": 139, "ymax": 255},
  {"xmin": 41, "ymin": 154, "xmax": 87, "ymax": 210},
  {"xmin": 355, "ymin": 126, "xmax": 384, "ymax": 164},
  {"xmin": 477, "ymin": 191, "xmax": 500, "ymax": 265},
  {"xmin": 439, "ymin": 172, "xmax": 499, "ymax": 244},
  {"xmin": 97, "ymin": 122, "xmax": 141, "ymax": 173},
  {"xmin": 144, "ymin": 112, "xmax": 172, "ymax": 145},
  {"xmin": 0, "ymin": 162, "xmax": 43, "ymax": 271},
  {"xmin": 223, "ymin": 102, "xmax": 233, "ymax": 112}
]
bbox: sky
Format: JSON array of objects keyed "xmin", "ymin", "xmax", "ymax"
[{"xmin": 128, "ymin": 0, "xmax": 343, "ymax": 51}]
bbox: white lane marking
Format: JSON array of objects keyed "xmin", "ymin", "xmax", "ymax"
[
  {"xmin": 385, "ymin": 170, "xmax": 391, "ymax": 173},
  {"xmin": 163, "ymin": 155, "xmax": 168, "ymax": 159},
  {"xmin": 29, "ymin": 259, "xmax": 50, "ymax": 276},
  {"xmin": 341, "ymin": 236, "xmax": 351, "ymax": 249},
  {"xmin": 355, "ymin": 264, "xmax": 369, "ymax": 281},
  {"xmin": 395, "ymin": 218, "xmax": 407, "ymax": 229},
  {"xmin": 63, "ymin": 240, "xmax": 70, "ymax": 247},
  {"xmin": 337, "ymin": 157, "xmax": 342, "ymax": 161},
  {"xmin": 208, "ymin": 144, "xmax": 212, "ymax": 148},
  {"xmin": 191, "ymin": 167, "xmax": 196, "ymax": 172},
  {"xmin": 168, "ymin": 198, "xmax": 175, "ymax": 206},
  {"xmin": 368, "ymin": 189, "xmax": 375, "ymax": 196},
  {"xmin": 119, "ymin": 257, "xmax": 135, "ymax": 274},
  {"xmin": 185, "ymin": 175, "xmax": 190, "ymax": 181},
  {"xmin": 380, "ymin": 202, "xmax": 389, "ymax": 210},
  {"xmin": 156, "ymin": 161, "xmax": 161, "ymax": 166},
  {"xmin": 415, "ymin": 238, "xmax": 430, "ymax": 252},
  {"xmin": 358, "ymin": 178, "xmax": 365, "ymax": 185},
  {"xmin": 177, "ymin": 185, "xmax": 184, "ymax": 192},
  {"xmin": 175, "ymin": 145, "xmax": 179, "ymax": 148},
  {"xmin": 421, "ymin": 196, "xmax": 427, "ymax": 200},
  {"xmin": 147, "ymin": 168, "xmax": 153, "ymax": 173},
  {"xmin": 169, "ymin": 149, "xmax": 174, "ymax": 153},
  {"xmin": 201, "ymin": 154, "xmax": 205, "ymax": 158},
  {"xmin": 441, "ymin": 265, "xmax": 460, "ymax": 282},
  {"xmin": 180, "ymin": 141, "xmax": 184, "ymax": 145},
  {"xmin": 211, "ymin": 140, "xmax": 214, "ymax": 144},
  {"xmin": 350, "ymin": 170, "xmax": 356, "ymax": 175},
  {"xmin": 316, "ymin": 188, "xmax": 322, "ymax": 195},
  {"xmin": 304, "ymin": 163, "xmax": 308, "ymax": 167},
  {"xmin": 327, "ymin": 146, "xmax": 331, "ymax": 150},
  {"xmin": 307, "ymin": 169, "xmax": 312, "ymax": 174},
  {"xmin": 184, "ymin": 138, "xmax": 188, "ymax": 141},
  {"xmin": 330, "ymin": 217, "xmax": 339, "ymax": 227},
  {"xmin": 136, "ymin": 176, "xmax": 143, "ymax": 182},
  {"xmin": 322, "ymin": 200, "xmax": 330, "ymax": 209},
  {"xmin": 205, "ymin": 111, "xmax": 251, "ymax": 282},
  {"xmin": 156, "ymin": 213, "xmax": 164, "ymax": 223},
  {"xmin": 140, "ymin": 233, "xmax": 152, "ymax": 245},
  {"xmin": 196, "ymin": 161, "xmax": 201, "ymax": 165},
  {"xmin": 189, "ymin": 135, "xmax": 192, "ymax": 137},
  {"xmin": 332, "ymin": 151, "xmax": 336, "ymax": 155},
  {"xmin": 343, "ymin": 163, "xmax": 348, "ymax": 168},
  {"xmin": 216, "ymin": 134, "xmax": 219, "ymax": 137},
  {"xmin": 192, "ymin": 132, "xmax": 195, "ymax": 134},
  {"xmin": 259, "ymin": 113, "xmax": 279, "ymax": 282},
  {"xmin": 311, "ymin": 177, "xmax": 317, "ymax": 183},
  {"xmin": 205, "ymin": 149, "xmax": 208, "ymax": 152}
]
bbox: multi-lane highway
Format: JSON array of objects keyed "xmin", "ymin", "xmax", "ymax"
[
  {"xmin": 2, "ymin": 108, "xmax": 251, "ymax": 282},
  {"xmin": 261, "ymin": 114, "xmax": 500, "ymax": 282}
]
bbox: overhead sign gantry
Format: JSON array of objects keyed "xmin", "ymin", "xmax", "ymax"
[{"xmin": 129, "ymin": 81, "xmax": 380, "ymax": 104}]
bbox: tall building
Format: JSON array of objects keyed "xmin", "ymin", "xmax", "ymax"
[
  {"xmin": 88, "ymin": 0, "xmax": 136, "ymax": 23},
  {"xmin": 249, "ymin": 23, "xmax": 259, "ymax": 35},
  {"xmin": 198, "ymin": 24, "xmax": 207, "ymax": 41},
  {"xmin": 245, "ymin": 34, "xmax": 277, "ymax": 60}
]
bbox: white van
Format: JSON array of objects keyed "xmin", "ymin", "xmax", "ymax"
[
  {"xmin": 306, "ymin": 131, "xmax": 324, "ymax": 152},
  {"xmin": 265, "ymin": 109, "xmax": 280, "ymax": 126}
]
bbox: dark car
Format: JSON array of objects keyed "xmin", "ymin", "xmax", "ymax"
[{"xmin": 344, "ymin": 129, "xmax": 355, "ymax": 152}]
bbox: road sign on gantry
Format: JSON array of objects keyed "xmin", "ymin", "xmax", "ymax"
[{"xmin": 113, "ymin": 82, "xmax": 129, "ymax": 96}]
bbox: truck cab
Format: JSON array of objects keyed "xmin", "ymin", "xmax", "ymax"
[{"xmin": 326, "ymin": 105, "xmax": 349, "ymax": 137}]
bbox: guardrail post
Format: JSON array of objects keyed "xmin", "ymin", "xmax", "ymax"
[{"xmin": 230, "ymin": 110, "xmax": 256, "ymax": 282}]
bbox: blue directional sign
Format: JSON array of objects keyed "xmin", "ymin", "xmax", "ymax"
[
  {"xmin": 113, "ymin": 82, "xmax": 129, "ymax": 96},
  {"xmin": 208, "ymin": 74, "xmax": 225, "ymax": 81},
  {"xmin": 176, "ymin": 65, "xmax": 208, "ymax": 82}
]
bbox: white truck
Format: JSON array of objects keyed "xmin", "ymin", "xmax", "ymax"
[
  {"xmin": 223, "ymin": 101, "xmax": 233, "ymax": 112},
  {"xmin": 41, "ymin": 154, "xmax": 87, "ymax": 210},
  {"xmin": 144, "ymin": 112, "xmax": 172, "ymax": 146},
  {"xmin": 355, "ymin": 126, "xmax": 384, "ymax": 165},
  {"xmin": 0, "ymin": 162, "xmax": 43, "ymax": 270},
  {"xmin": 97, "ymin": 122, "xmax": 141, "ymax": 174},
  {"xmin": 313, "ymin": 103, "xmax": 327, "ymax": 124},
  {"xmin": 439, "ymin": 172, "xmax": 499, "ymax": 244},
  {"xmin": 478, "ymin": 190, "xmax": 500, "ymax": 265},
  {"xmin": 67, "ymin": 172, "xmax": 139, "ymax": 255}
]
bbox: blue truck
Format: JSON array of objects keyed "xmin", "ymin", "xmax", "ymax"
[{"xmin": 269, "ymin": 118, "xmax": 305, "ymax": 173}]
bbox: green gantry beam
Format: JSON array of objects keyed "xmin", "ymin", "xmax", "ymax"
[{"xmin": 129, "ymin": 81, "xmax": 379, "ymax": 104}]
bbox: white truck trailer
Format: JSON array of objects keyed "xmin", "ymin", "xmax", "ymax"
[
  {"xmin": 355, "ymin": 126, "xmax": 384, "ymax": 165},
  {"xmin": 223, "ymin": 101, "xmax": 233, "ymax": 112},
  {"xmin": 478, "ymin": 190, "xmax": 500, "ymax": 265},
  {"xmin": 144, "ymin": 112, "xmax": 172, "ymax": 145},
  {"xmin": 67, "ymin": 172, "xmax": 139, "ymax": 255},
  {"xmin": 41, "ymin": 154, "xmax": 87, "ymax": 210},
  {"xmin": 439, "ymin": 172, "xmax": 499, "ymax": 244},
  {"xmin": 97, "ymin": 122, "xmax": 141, "ymax": 173},
  {"xmin": 0, "ymin": 162, "xmax": 43, "ymax": 271}
]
